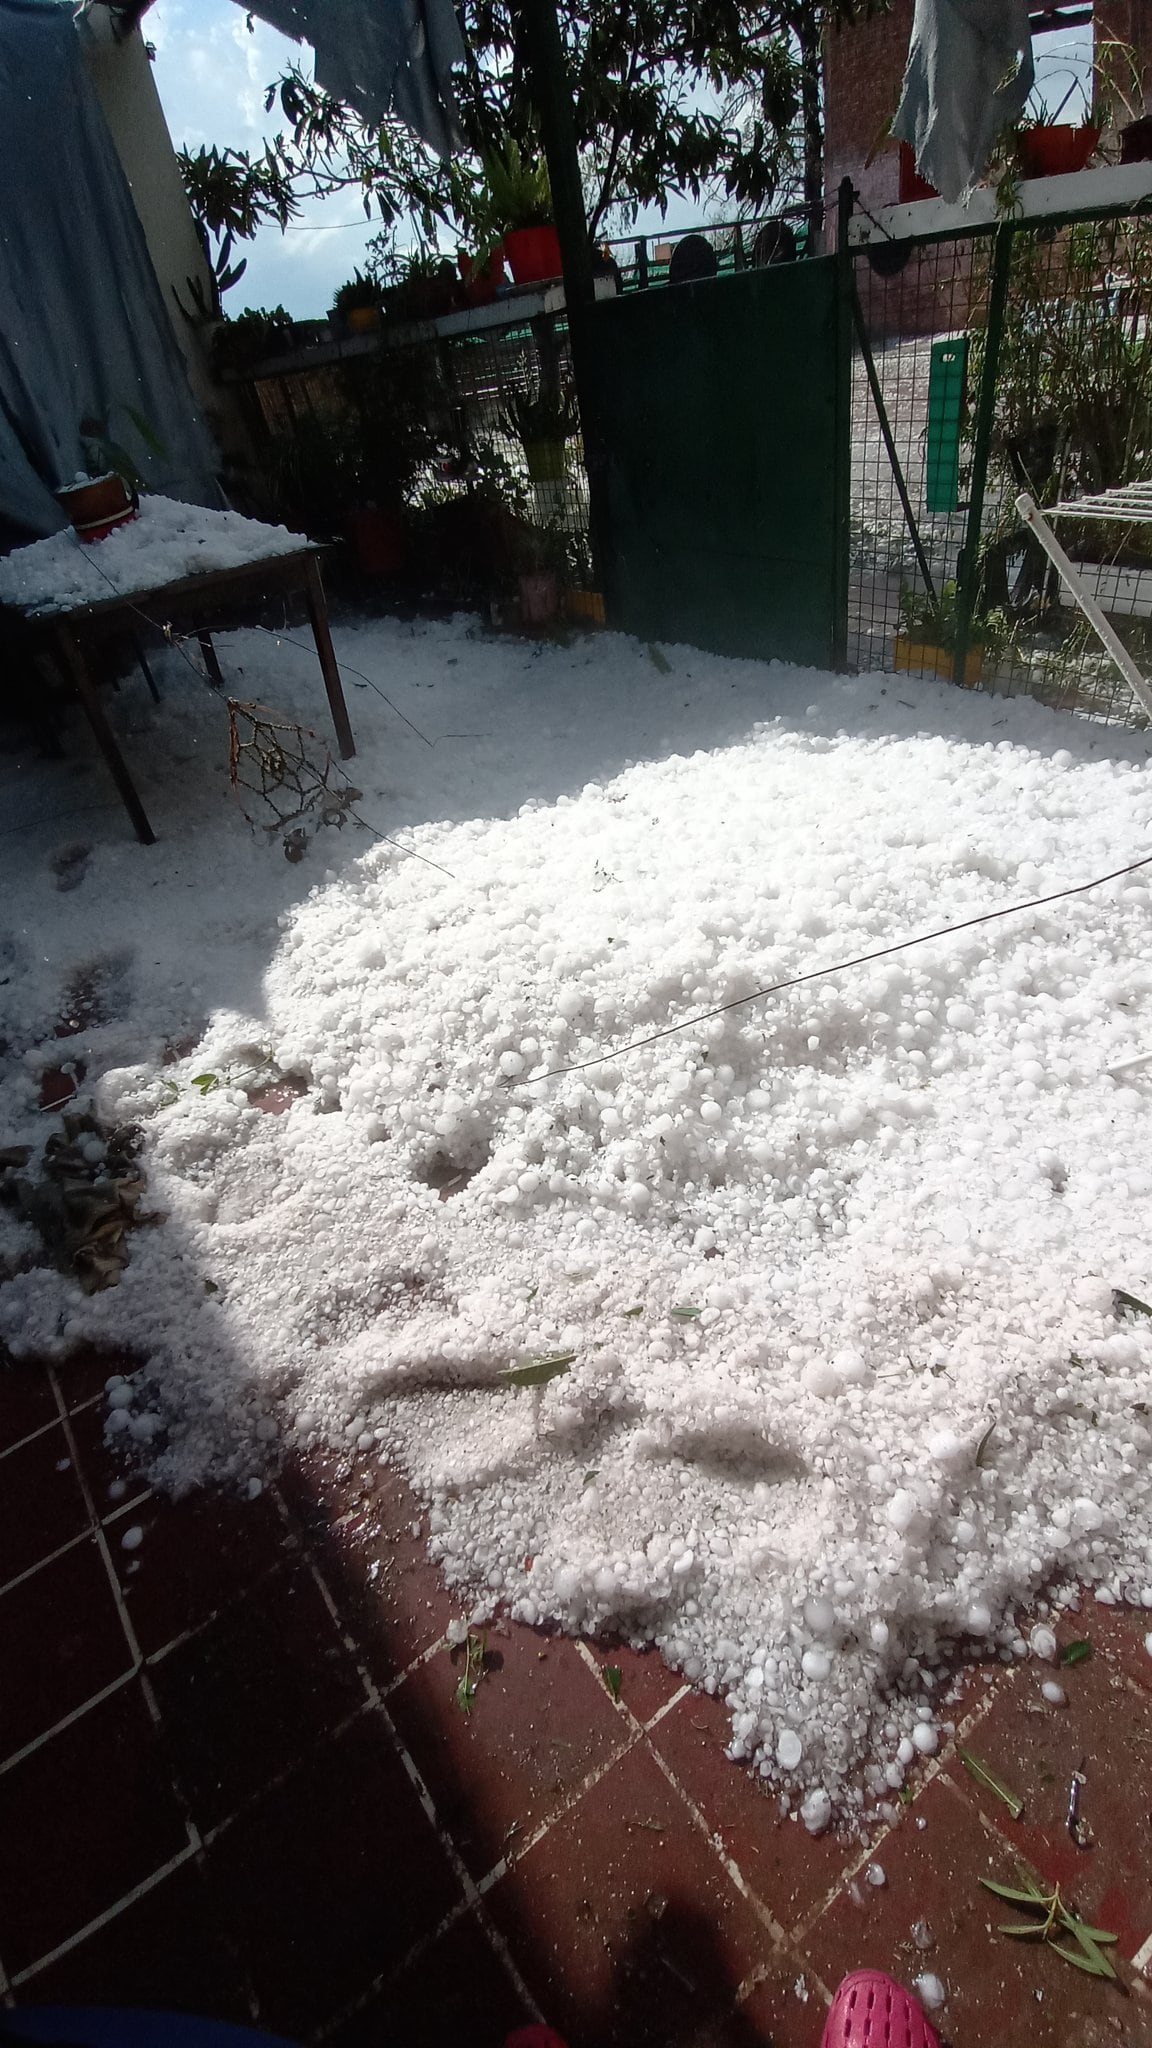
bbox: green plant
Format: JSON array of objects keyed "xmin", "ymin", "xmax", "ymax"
[
  {"xmin": 980, "ymin": 1876, "xmax": 1118, "ymax": 1981},
  {"xmin": 500, "ymin": 382, "xmax": 579, "ymax": 446},
  {"xmin": 78, "ymin": 406, "xmax": 166, "ymax": 491},
  {"xmin": 331, "ymin": 268, "xmax": 385, "ymax": 318},
  {"xmin": 212, "ymin": 305, "xmax": 295, "ymax": 373},
  {"xmin": 480, "ymin": 137, "xmax": 553, "ymax": 231},
  {"xmin": 898, "ymin": 580, "xmax": 1009, "ymax": 657}
]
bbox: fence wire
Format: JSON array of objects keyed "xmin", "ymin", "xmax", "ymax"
[{"xmin": 850, "ymin": 205, "xmax": 1152, "ymax": 726}]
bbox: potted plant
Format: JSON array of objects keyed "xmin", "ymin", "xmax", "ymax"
[
  {"xmin": 212, "ymin": 304, "xmax": 295, "ymax": 375},
  {"xmin": 894, "ymin": 582, "xmax": 1008, "ymax": 686},
  {"xmin": 1014, "ymin": 81, "xmax": 1100, "ymax": 181},
  {"xmin": 331, "ymin": 269, "xmax": 385, "ymax": 335},
  {"xmin": 54, "ymin": 407, "xmax": 165, "ymax": 540},
  {"xmin": 500, "ymin": 382, "xmax": 578, "ymax": 483},
  {"xmin": 481, "ymin": 139, "xmax": 561, "ymax": 286}
]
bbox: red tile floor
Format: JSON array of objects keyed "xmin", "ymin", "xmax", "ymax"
[{"xmin": 4, "ymin": 1343, "xmax": 1152, "ymax": 2048}]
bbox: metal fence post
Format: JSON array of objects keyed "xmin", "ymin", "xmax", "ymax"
[
  {"xmin": 830, "ymin": 176, "xmax": 855, "ymax": 671},
  {"xmin": 952, "ymin": 223, "xmax": 1013, "ymax": 689}
]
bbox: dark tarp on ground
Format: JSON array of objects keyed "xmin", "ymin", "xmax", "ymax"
[
  {"xmin": 240, "ymin": 0, "xmax": 464, "ymax": 159},
  {"xmin": 0, "ymin": 0, "xmax": 221, "ymax": 546}
]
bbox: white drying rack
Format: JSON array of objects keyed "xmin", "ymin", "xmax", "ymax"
[{"xmin": 1017, "ymin": 487, "xmax": 1152, "ymax": 721}]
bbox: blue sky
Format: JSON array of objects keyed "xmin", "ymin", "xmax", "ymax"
[{"xmin": 148, "ymin": 3, "xmax": 1094, "ymax": 321}]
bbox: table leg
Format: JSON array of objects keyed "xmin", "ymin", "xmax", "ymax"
[
  {"xmin": 56, "ymin": 628, "xmax": 156, "ymax": 845},
  {"xmin": 197, "ymin": 631, "xmax": 226, "ymax": 690},
  {"xmin": 303, "ymin": 556, "xmax": 356, "ymax": 759}
]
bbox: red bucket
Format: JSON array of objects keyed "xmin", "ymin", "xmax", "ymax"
[{"xmin": 55, "ymin": 472, "xmax": 136, "ymax": 542}]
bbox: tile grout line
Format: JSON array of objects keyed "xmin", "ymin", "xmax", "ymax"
[
  {"xmin": 473, "ymin": 1726, "xmax": 643, "ymax": 1895},
  {"xmin": 10, "ymin": 1846, "xmax": 201, "ymax": 1988},
  {"xmin": 198, "ymin": 1698, "xmax": 376, "ymax": 1850},
  {"xmin": 640, "ymin": 1726, "xmax": 791, "ymax": 1948},
  {"xmin": 0, "ymin": 1526, "xmax": 93, "ymax": 1602},
  {"xmin": 0, "ymin": 1388, "xmax": 105, "ymax": 1467},
  {"xmin": 0, "ymin": 1667, "xmax": 139, "ymax": 1779}
]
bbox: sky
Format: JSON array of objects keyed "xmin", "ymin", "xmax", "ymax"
[{"xmin": 147, "ymin": 2, "xmax": 1095, "ymax": 322}]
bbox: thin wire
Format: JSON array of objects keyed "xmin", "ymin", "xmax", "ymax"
[
  {"xmin": 545, "ymin": 852, "xmax": 1152, "ymax": 1080},
  {"xmin": 253, "ymin": 624, "xmax": 436, "ymax": 747},
  {"xmin": 54, "ymin": 531, "xmax": 449, "ymax": 871}
]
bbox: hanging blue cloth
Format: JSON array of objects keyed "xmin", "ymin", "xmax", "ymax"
[
  {"xmin": 241, "ymin": 0, "xmax": 465, "ymax": 159},
  {"xmin": 892, "ymin": 0, "xmax": 1035, "ymax": 203},
  {"xmin": 0, "ymin": 0, "xmax": 220, "ymax": 543}
]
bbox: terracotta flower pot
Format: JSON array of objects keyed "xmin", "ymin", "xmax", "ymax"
[
  {"xmin": 897, "ymin": 142, "xmax": 938, "ymax": 204},
  {"xmin": 457, "ymin": 248, "xmax": 506, "ymax": 306},
  {"xmin": 343, "ymin": 506, "xmax": 408, "ymax": 578},
  {"xmin": 55, "ymin": 472, "xmax": 136, "ymax": 543},
  {"xmin": 504, "ymin": 225, "xmax": 563, "ymax": 285},
  {"xmin": 346, "ymin": 304, "xmax": 382, "ymax": 335},
  {"xmin": 1017, "ymin": 125, "xmax": 1100, "ymax": 180},
  {"xmin": 519, "ymin": 570, "xmax": 560, "ymax": 626}
]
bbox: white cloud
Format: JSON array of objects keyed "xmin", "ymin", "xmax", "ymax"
[{"xmin": 149, "ymin": 0, "xmax": 377, "ymax": 317}]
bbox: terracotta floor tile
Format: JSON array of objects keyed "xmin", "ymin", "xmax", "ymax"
[
  {"xmin": 0, "ymin": 1681, "xmax": 189, "ymax": 1978},
  {"xmin": 110, "ymin": 1486, "xmax": 294, "ymax": 1657},
  {"xmin": 17, "ymin": 1862, "xmax": 252, "ymax": 2020},
  {"xmin": 205, "ymin": 1710, "xmax": 463, "ymax": 2038},
  {"xmin": 0, "ymin": 1359, "xmax": 56, "ymax": 1454},
  {"xmin": 646, "ymin": 1689, "xmax": 862, "ymax": 1937},
  {"xmin": 387, "ymin": 1625, "xmax": 630, "ymax": 1880},
  {"xmin": 324, "ymin": 1908, "xmax": 532, "ymax": 2048},
  {"xmin": 1067, "ymin": 1599, "xmax": 1152, "ymax": 1698},
  {"xmin": 951, "ymin": 1652, "xmax": 1152, "ymax": 1961},
  {"xmin": 0, "ymin": 1537, "xmax": 134, "ymax": 1762},
  {"xmin": 0, "ymin": 1422, "xmax": 90, "ymax": 1586},
  {"xmin": 296, "ymin": 1460, "xmax": 458, "ymax": 1683},
  {"xmin": 582, "ymin": 1637, "xmax": 689, "ymax": 1726},
  {"xmin": 735, "ymin": 1954, "xmax": 834, "ymax": 2048},
  {"xmin": 799, "ymin": 1770, "xmax": 1136, "ymax": 2048},
  {"xmin": 149, "ymin": 1561, "xmax": 366, "ymax": 1832},
  {"xmin": 484, "ymin": 1740, "xmax": 773, "ymax": 2048}
]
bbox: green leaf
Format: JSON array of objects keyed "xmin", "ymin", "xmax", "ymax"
[
  {"xmin": 604, "ymin": 1664, "xmax": 623, "ymax": 1701},
  {"xmin": 623, "ymin": 1305, "xmax": 644, "ymax": 1318},
  {"xmin": 998, "ymin": 1920, "xmax": 1048, "ymax": 1939},
  {"xmin": 525, "ymin": 1283, "xmax": 538, "ymax": 1302},
  {"xmin": 1114, "ymin": 1287, "xmax": 1152, "ymax": 1319},
  {"xmin": 974, "ymin": 1417, "xmax": 997, "ymax": 1467},
  {"xmin": 958, "ymin": 1748, "xmax": 1025, "ymax": 1819},
  {"xmin": 1060, "ymin": 1640, "xmax": 1092, "ymax": 1666},
  {"xmin": 191, "ymin": 1073, "xmax": 220, "ymax": 1095},
  {"xmin": 980, "ymin": 1879, "xmax": 1046, "ymax": 1905},
  {"xmin": 647, "ymin": 642, "xmax": 672, "ymax": 674},
  {"xmin": 501, "ymin": 1351, "xmax": 576, "ymax": 1388},
  {"xmin": 1048, "ymin": 1940, "xmax": 1116, "ymax": 1979},
  {"xmin": 1067, "ymin": 1923, "xmax": 1118, "ymax": 1946},
  {"xmin": 670, "ymin": 1304, "xmax": 703, "ymax": 1320},
  {"xmin": 582, "ymin": 1469, "xmax": 598, "ymax": 1487}
]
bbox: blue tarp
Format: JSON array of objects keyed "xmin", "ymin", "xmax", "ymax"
[{"xmin": 0, "ymin": 0, "xmax": 220, "ymax": 545}]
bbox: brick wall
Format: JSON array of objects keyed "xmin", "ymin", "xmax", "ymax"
[{"xmin": 823, "ymin": 0, "xmax": 914, "ymax": 224}]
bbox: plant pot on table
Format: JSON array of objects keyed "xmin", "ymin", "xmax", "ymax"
[
  {"xmin": 1017, "ymin": 124, "xmax": 1100, "ymax": 179},
  {"xmin": 55, "ymin": 472, "xmax": 136, "ymax": 542},
  {"xmin": 346, "ymin": 304, "xmax": 382, "ymax": 335},
  {"xmin": 458, "ymin": 248, "xmax": 506, "ymax": 306},
  {"xmin": 893, "ymin": 634, "xmax": 983, "ymax": 687},
  {"xmin": 504, "ymin": 225, "xmax": 563, "ymax": 286}
]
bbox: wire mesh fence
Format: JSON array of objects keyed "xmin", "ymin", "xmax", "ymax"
[
  {"xmin": 849, "ymin": 204, "xmax": 1152, "ymax": 726},
  {"xmin": 602, "ymin": 205, "xmax": 815, "ymax": 292},
  {"xmin": 234, "ymin": 308, "xmax": 596, "ymax": 629}
]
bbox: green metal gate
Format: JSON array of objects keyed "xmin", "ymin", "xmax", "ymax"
[{"xmin": 574, "ymin": 257, "xmax": 850, "ymax": 669}]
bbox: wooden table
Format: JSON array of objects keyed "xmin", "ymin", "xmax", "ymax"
[{"xmin": 13, "ymin": 546, "xmax": 355, "ymax": 845}]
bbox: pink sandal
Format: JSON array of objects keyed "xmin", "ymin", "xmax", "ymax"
[{"xmin": 820, "ymin": 1970, "xmax": 942, "ymax": 2048}]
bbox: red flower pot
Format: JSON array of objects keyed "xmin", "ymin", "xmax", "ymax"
[
  {"xmin": 55, "ymin": 472, "xmax": 136, "ymax": 542},
  {"xmin": 504, "ymin": 225, "xmax": 563, "ymax": 285},
  {"xmin": 457, "ymin": 247, "xmax": 506, "ymax": 306},
  {"xmin": 1017, "ymin": 124, "xmax": 1100, "ymax": 180},
  {"xmin": 344, "ymin": 506, "xmax": 408, "ymax": 577},
  {"xmin": 898, "ymin": 142, "xmax": 938, "ymax": 203}
]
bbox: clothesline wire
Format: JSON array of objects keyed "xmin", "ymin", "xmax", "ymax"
[{"xmin": 546, "ymin": 852, "xmax": 1152, "ymax": 1078}]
